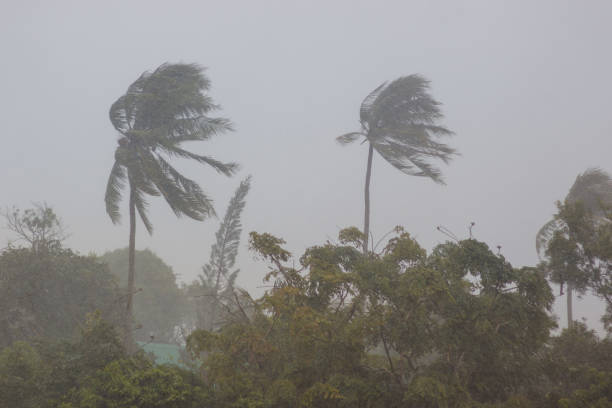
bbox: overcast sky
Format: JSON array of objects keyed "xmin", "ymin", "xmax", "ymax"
[{"xmin": 1, "ymin": 0, "xmax": 611, "ymax": 333}]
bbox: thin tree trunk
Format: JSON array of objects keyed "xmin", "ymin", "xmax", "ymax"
[
  {"xmin": 567, "ymin": 283, "xmax": 573, "ymax": 329},
  {"xmin": 125, "ymin": 188, "xmax": 136, "ymax": 350},
  {"xmin": 209, "ymin": 269, "xmax": 222, "ymax": 332},
  {"xmin": 363, "ymin": 143, "xmax": 374, "ymax": 253}
]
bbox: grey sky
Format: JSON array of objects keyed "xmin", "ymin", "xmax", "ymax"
[{"xmin": 1, "ymin": 0, "xmax": 611, "ymax": 333}]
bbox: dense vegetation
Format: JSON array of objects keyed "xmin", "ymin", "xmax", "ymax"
[{"xmin": 1, "ymin": 63, "xmax": 611, "ymax": 407}]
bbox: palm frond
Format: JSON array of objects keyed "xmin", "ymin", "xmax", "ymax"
[
  {"xmin": 567, "ymin": 167, "xmax": 612, "ymax": 215},
  {"xmin": 369, "ymin": 75, "xmax": 446, "ymax": 126},
  {"xmin": 535, "ymin": 218, "xmax": 567, "ymax": 260},
  {"xmin": 336, "ymin": 132, "xmax": 363, "ymax": 145},
  {"xmin": 148, "ymin": 153, "xmax": 215, "ymax": 221},
  {"xmin": 104, "ymin": 160, "xmax": 126, "ymax": 224},
  {"xmin": 109, "ymin": 72, "xmax": 150, "ymax": 133},
  {"xmin": 360, "ymin": 81, "xmax": 387, "ymax": 125},
  {"xmin": 158, "ymin": 143, "xmax": 238, "ymax": 176},
  {"xmin": 132, "ymin": 189, "xmax": 154, "ymax": 235}
]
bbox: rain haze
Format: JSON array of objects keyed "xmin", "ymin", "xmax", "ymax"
[{"xmin": 1, "ymin": 0, "xmax": 611, "ymax": 336}]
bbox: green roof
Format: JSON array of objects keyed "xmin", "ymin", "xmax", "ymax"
[{"xmin": 137, "ymin": 341, "xmax": 186, "ymax": 368}]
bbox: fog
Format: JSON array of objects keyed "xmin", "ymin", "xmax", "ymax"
[{"xmin": 1, "ymin": 0, "xmax": 611, "ymax": 333}]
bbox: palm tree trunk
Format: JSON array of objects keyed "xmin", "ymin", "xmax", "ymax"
[
  {"xmin": 363, "ymin": 143, "xmax": 374, "ymax": 253},
  {"xmin": 125, "ymin": 188, "xmax": 136, "ymax": 349},
  {"xmin": 567, "ymin": 283, "xmax": 573, "ymax": 329}
]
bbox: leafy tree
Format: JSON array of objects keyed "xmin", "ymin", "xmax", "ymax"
[
  {"xmin": 0, "ymin": 314, "xmax": 209, "ymax": 408},
  {"xmin": 3, "ymin": 203, "xmax": 67, "ymax": 253},
  {"xmin": 101, "ymin": 248, "xmax": 186, "ymax": 344},
  {"xmin": 0, "ymin": 313, "xmax": 124, "ymax": 408},
  {"xmin": 104, "ymin": 63, "xmax": 238, "ymax": 346},
  {"xmin": 194, "ymin": 176, "xmax": 251, "ymax": 331},
  {"xmin": 536, "ymin": 168, "xmax": 612, "ymax": 328},
  {"xmin": 0, "ymin": 341, "xmax": 45, "ymax": 408},
  {"xmin": 542, "ymin": 201, "xmax": 612, "ymax": 333},
  {"xmin": 187, "ymin": 227, "xmax": 554, "ymax": 407},
  {"xmin": 536, "ymin": 323, "xmax": 612, "ymax": 406},
  {"xmin": 0, "ymin": 246, "xmax": 121, "ymax": 348},
  {"xmin": 336, "ymin": 76, "xmax": 456, "ymax": 252},
  {"xmin": 62, "ymin": 358, "xmax": 208, "ymax": 408}
]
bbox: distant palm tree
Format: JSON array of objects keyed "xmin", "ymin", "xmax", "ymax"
[
  {"xmin": 536, "ymin": 168, "xmax": 612, "ymax": 328},
  {"xmin": 337, "ymin": 75, "xmax": 456, "ymax": 252},
  {"xmin": 105, "ymin": 63, "xmax": 237, "ymax": 346}
]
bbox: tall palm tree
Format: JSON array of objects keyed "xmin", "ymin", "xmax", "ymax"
[
  {"xmin": 105, "ymin": 63, "xmax": 237, "ymax": 346},
  {"xmin": 337, "ymin": 75, "xmax": 456, "ymax": 252},
  {"xmin": 536, "ymin": 168, "xmax": 612, "ymax": 328}
]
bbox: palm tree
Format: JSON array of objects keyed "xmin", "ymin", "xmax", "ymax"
[
  {"xmin": 536, "ymin": 168, "xmax": 612, "ymax": 328},
  {"xmin": 105, "ymin": 63, "xmax": 237, "ymax": 347},
  {"xmin": 337, "ymin": 75, "xmax": 456, "ymax": 252}
]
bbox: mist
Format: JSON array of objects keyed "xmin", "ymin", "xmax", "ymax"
[{"xmin": 1, "ymin": 2, "xmax": 612, "ymax": 406}]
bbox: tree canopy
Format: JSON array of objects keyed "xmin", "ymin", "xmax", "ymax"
[
  {"xmin": 101, "ymin": 248, "xmax": 186, "ymax": 344},
  {"xmin": 187, "ymin": 228, "xmax": 557, "ymax": 407},
  {"xmin": 0, "ymin": 245, "xmax": 121, "ymax": 349}
]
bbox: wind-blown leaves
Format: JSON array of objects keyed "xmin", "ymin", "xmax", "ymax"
[
  {"xmin": 337, "ymin": 74, "xmax": 455, "ymax": 253},
  {"xmin": 104, "ymin": 161, "xmax": 127, "ymax": 224},
  {"xmin": 105, "ymin": 63, "xmax": 237, "ymax": 233},
  {"xmin": 536, "ymin": 168, "xmax": 612, "ymax": 260},
  {"xmin": 198, "ymin": 177, "xmax": 251, "ymax": 329},
  {"xmin": 535, "ymin": 218, "xmax": 567, "ymax": 260},
  {"xmin": 338, "ymin": 75, "xmax": 456, "ymax": 183},
  {"xmin": 335, "ymin": 132, "xmax": 363, "ymax": 145},
  {"xmin": 567, "ymin": 168, "xmax": 612, "ymax": 215}
]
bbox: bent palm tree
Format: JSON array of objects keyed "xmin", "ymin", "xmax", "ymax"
[
  {"xmin": 536, "ymin": 168, "xmax": 612, "ymax": 328},
  {"xmin": 337, "ymin": 75, "xmax": 456, "ymax": 252},
  {"xmin": 105, "ymin": 63, "xmax": 237, "ymax": 347}
]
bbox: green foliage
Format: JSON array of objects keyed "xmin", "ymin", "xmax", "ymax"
[
  {"xmin": 337, "ymin": 75, "xmax": 456, "ymax": 252},
  {"xmin": 536, "ymin": 168, "xmax": 612, "ymax": 251},
  {"xmin": 337, "ymin": 75, "xmax": 456, "ymax": 182},
  {"xmin": 249, "ymin": 232, "xmax": 291, "ymax": 264},
  {"xmin": 3, "ymin": 203, "xmax": 67, "ymax": 253},
  {"xmin": 105, "ymin": 63, "xmax": 237, "ymax": 233},
  {"xmin": 0, "ymin": 316, "xmax": 208, "ymax": 408},
  {"xmin": 0, "ymin": 315, "xmax": 125, "ymax": 408},
  {"xmin": 104, "ymin": 62, "xmax": 238, "ymax": 347},
  {"xmin": 0, "ymin": 246, "xmax": 121, "ymax": 348},
  {"xmin": 2, "ymin": 225, "xmax": 611, "ymax": 406},
  {"xmin": 188, "ymin": 228, "xmax": 555, "ymax": 407},
  {"xmin": 195, "ymin": 177, "xmax": 251, "ymax": 330},
  {"xmin": 62, "ymin": 358, "xmax": 207, "ymax": 408},
  {"xmin": 536, "ymin": 168, "xmax": 612, "ymax": 284},
  {"xmin": 536, "ymin": 323, "xmax": 612, "ymax": 405},
  {"xmin": 0, "ymin": 341, "xmax": 45, "ymax": 408},
  {"xmin": 557, "ymin": 370, "xmax": 612, "ymax": 408},
  {"xmin": 100, "ymin": 248, "xmax": 186, "ymax": 343},
  {"xmin": 541, "ymin": 200, "xmax": 612, "ymax": 331}
]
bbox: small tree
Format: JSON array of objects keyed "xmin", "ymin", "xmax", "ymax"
[
  {"xmin": 3, "ymin": 203, "xmax": 67, "ymax": 253},
  {"xmin": 536, "ymin": 168, "xmax": 612, "ymax": 328},
  {"xmin": 196, "ymin": 176, "xmax": 251, "ymax": 330}
]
